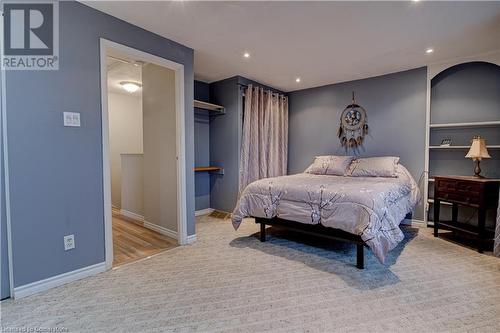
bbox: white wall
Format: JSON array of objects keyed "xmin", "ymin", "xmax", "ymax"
[
  {"xmin": 121, "ymin": 154, "xmax": 144, "ymax": 216},
  {"xmin": 108, "ymin": 92, "xmax": 143, "ymax": 208},
  {"xmin": 142, "ymin": 63, "xmax": 178, "ymax": 232}
]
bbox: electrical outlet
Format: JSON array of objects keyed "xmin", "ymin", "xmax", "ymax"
[
  {"xmin": 63, "ymin": 112, "xmax": 81, "ymax": 127},
  {"xmin": 64, "ymin": 234, "xmax": 75, "ymax": 251}
]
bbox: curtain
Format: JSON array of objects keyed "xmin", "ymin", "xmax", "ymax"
[
  {"xmin": 239, "ymin": 85, "xmax": 288, "ymax": 193},
  {"xmin": 495, "ymin": 192, "xmax": 500, "ymax": 256}
]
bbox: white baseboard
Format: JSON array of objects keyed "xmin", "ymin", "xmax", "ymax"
[
  {"xmin": 195, "ymin": 208, "xmax": 214, "ymax": 216},
  {"xmin": 120, "ymin": 209, "xmax": 179, "ymax": 242},
  {"xmin": 187, "ymin": 234, "xmax": 197, "ymax": 244},
  {"xmin": 411, "ymin": 218, "xmax": 426, "ymax": 226},
  {"xmin": 143, "ymin": 221, "xmax": 178, "ymax": 239},
  {"xmin": 120, "ymin": 209, "xmax": 144, "ymax": 222},
  {"xmin": 401, "ymin": 218, "xmax": 426, "ymax": 226},
  {"xmin": 13, "ymin": 262, "xmax": 106, "ymax": 299}
]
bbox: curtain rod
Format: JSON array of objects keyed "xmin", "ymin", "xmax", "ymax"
[{"xmin": 237, "ymin": 83, "xmax": 287, "ymax": 97}]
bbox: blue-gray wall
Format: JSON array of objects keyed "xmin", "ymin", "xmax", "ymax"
[
  {"xmin": 194, "ymin": 81, "xmax": 211, "ymax": 210},
  {"xmin": 288, "ymin": 67, "xmax": 427, "ymax": 220},
  {"xmin": 430, "ymin": 62, "xmax": 500, "ymax": 179},
  {"xmin": 5, "ymin": 1, "xmax": 194, "ymax": 288},
  {"xmin": 209, "ymin": 77, "xmax": 242, "ymax": 212}
]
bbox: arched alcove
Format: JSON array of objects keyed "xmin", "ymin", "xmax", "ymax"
[
  {"xmin": 425, "ymin": 60, "xmax": 500, "ymax": 224},
  {"xmin": 431, "ymin": 61, "xmax": 500, "ymax": 124}
]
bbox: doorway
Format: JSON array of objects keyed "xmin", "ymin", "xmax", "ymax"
[{"xmin": 100, "ymin": 39, "xmax": 187, "ymax": 269}]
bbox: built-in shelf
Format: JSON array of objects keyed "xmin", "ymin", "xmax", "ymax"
[
  {"xmin": 427, "ymin": 198, "xmax": 452, "ymax": 206},
  {"xmin": 429, "ymin": 120, "xmax": 500, "ymax": 129},
  {"xmin": 429, "ymin": 145, "xmax": 500, "ymax": 149},
  {"xmin": 194, "ymin": 100, "xmax": 225, "ymax": 116},
  {"xmin": 194, "ymin": 166, "xmax": 223, "ymax": 173}
]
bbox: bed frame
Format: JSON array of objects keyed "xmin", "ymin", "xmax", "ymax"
[{"xmin": 254, "ymin": 217, "xmax": 366, "ymax": 269}]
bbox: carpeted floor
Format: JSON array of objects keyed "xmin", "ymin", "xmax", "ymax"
[{"xmin": 1, "ymin": 215, "xmax": 499, "ymax": 332}]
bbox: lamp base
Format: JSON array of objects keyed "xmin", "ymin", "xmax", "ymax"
[{"xmin": 473, "ymin": 159, "xmax": 484, "ymax": 178}]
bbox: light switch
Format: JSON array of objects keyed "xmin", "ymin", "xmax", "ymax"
[{"xmin": 63, "ymin": 112, "xmax": 81, "ymax": 127}]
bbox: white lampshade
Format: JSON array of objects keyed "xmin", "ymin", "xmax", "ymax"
[{"xmin": 465, "ymin": 136, "xmax": 491, "ymax": 160}]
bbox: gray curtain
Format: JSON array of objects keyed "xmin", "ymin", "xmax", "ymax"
[
  {"xmin": 495, "ymin": 191, "xmax": 500, "ymax": 256},
  {"xmin": 239, "ymin": 85, "xmax": 288, "ymax": 193}
]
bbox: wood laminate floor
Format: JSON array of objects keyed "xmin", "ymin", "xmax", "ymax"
[{"xmin": 112, "ymin": 210, "xmax": 177, "ymax": 267}]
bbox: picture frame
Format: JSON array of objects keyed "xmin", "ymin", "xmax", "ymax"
[{"xmin": 440, "ymin": 138, "xmax": 452, "ymax": 146}]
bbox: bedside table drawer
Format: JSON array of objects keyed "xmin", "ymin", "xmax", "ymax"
[
  {"xmin": 439, "ymin": 192, "xmax": 479, "ymax": 205},
  {"xmin": 435, "ymin": 178, "xmax": 482, "ymax": 205},
  {"xmin": 457, "ymin": 181, "xmax": 481, "ymax": 193},
  {"xmin": 436, "ymin": 179, "xmax": 481, "ymax": 197},
  {"xmin": 436, "ymin": 179, "xmax": 458, "ymax": 191}
]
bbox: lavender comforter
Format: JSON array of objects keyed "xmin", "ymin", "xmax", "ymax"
[{"xmin": 232, "ymin": 165, "xmax": 420, "ymax": 263}]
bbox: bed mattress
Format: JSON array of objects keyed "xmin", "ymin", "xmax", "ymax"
[{"xmin": 232, "ymin": 165, "xmax": 420, "ymax": 263}]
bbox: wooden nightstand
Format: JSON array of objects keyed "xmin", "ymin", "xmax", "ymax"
[{"xmin": 433, "ymin": 176, "xmax": 500, "ymax": 253}]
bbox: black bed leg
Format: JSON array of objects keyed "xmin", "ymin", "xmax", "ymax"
[
  {"xmin": 356, "ymin": 244, "xmax": 365, "ymax": 269},
  {"xmin": 260, "ymin": 223, "xmax": 266, "ymax": 242}
]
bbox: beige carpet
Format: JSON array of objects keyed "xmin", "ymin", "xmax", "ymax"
[{"xmin": 1, "ymin": 216, "xmax": 499, "ymax": 332}]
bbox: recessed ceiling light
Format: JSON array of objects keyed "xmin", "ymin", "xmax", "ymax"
[
  {"xmin": 120, "ymin": 81, "xmax": 142, "ymax": 93},
  {"xmin": 243, "ymin": 52, "xmax": 250, "ymax": 58},
  {"xmin": 426, "ymin": 48, "xmax": 434, "ymax": 54},
  {"xmin": 412, "ymin": 0, "xmax": 420, "ymax": 2},
  {"xmin": 295, "ymin": 77, "xmax": 301, "ymax": 83}
]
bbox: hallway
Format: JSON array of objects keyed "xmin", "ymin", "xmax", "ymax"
[{"xmin": 112, "ymin": 210, "xmax": 177, "ymax": 267}]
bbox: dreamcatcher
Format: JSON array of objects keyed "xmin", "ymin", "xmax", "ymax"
[{"xmin": 337, "ymin": 92, "xmax": 368, "ymax": 150}]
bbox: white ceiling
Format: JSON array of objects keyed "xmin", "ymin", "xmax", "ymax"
[
  {"xmin": 86, "ymin": 1, "xmax": 500, "ymax": 92},
  {"xmin": 106, "ymin": 55, "xmax": 142, "ymax": 96}
]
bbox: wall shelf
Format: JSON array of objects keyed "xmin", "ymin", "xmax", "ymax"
[
  {"xmin": 429, "ymin": 120, "xmax": 500, "ymax": 129},
  {"xmin": 194, "ymin": 166, "xmax": 224, "ymax": 174},
  {"xmin": 429, "ymin": 145, "xmax": 500, "ymax": 150},
  {"xmin": 194, "ymin": 100, "xmax": 225, "ymax": 116}
]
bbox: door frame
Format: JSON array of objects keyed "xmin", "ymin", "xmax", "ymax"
[{"xmin": 99, "ymin": 39, "xmax": 188, "ymax": 270}]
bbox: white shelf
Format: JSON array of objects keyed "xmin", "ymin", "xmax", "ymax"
[
  {"xmin": 429, "ymin": 120, "xmax": 500, "ymax": 129},
  {"xmin": 429, "ymin": 145, "xmax": 500, "ymax": 149},
  {"xmin": 427, "ymin": 198, "xmax": 452, "ymax": 206},
  {"xmin": 194, "ymin": 100, "xmax": 225, "ymax": 115}
]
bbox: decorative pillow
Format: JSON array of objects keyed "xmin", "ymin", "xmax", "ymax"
[
  {"xmin": 348, "ymin": 156, "xmax": 400, "ymax": 177},
  {"xmin": 305, "ymin": 155, "xmax": 355, "ymax": 176}
]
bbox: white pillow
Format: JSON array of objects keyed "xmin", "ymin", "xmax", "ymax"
[
  {"xmin": 348, "ymin": 156, "xmax": 400, "ymax": 177},
  {"xmin": 305, "ymin": 155, "xmax": 355, "ymax": 176}
]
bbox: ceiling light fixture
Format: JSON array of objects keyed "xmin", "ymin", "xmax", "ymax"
[
  {"xmin": 295, "ymin": 77, "xmax": 301, "ymax": 83},
  {"xmin": 243, "ymin": 52, "xmax": 250, "ymax": 58},
  {"xmin": 120, "ymin": 81, "xmax": 142, "ymax": 93},
  {"xmin": 426, "ymin": 48, "xmax": 434, "ymax": 54}
]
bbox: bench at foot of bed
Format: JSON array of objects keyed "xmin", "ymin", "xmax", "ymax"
[{"xmin": 255, "ymin": 217, "xmax": 365, "ymax": 269}]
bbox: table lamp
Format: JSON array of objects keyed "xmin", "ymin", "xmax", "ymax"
[{"xmin": 465, "ymin": 136, "xmax": 491, "ymax": 178}]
